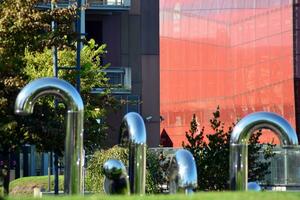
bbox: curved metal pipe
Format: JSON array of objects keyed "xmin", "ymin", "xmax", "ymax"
[
  {"xmin": 103, "ymin": 159, "xmax": 130, "ymax": 195},
  {"xmin": 15, "ymin": 77, "xmax": 84, "ymax": 195},
  {"xmin": 229, "ymin": 111, "xmax": 298, "ymax": 191},
  {"xmin": 119, "ymin": 112, "xmax": 146, "ymax": 195},
  {"xmin": 168, "ymin": 149, "xmax": 197, "ymax": 194}
]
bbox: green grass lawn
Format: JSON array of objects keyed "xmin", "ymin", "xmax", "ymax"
[
  {"xmin": 5, "ymin": 192, "xmax": 300, "ymax": 200},
  {"xmin": 7, "ymin": 177, "xmax": 300, "ymax": 200},
  {"xmin": 9, "ymin": 176, "xmax": 64, "ymax": 196}
]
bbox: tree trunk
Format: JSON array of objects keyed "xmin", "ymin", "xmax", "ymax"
[{"xmin": 2, "ymin": 153, "xmax": 10, "ymax": 195}]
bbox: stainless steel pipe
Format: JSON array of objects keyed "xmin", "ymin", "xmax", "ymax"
[
  {"xmin": 103, "ymin": 159, "xmax": 130, "ymax": 195},
  {"xmin": 168, "ymin": 149, "xmax": 197, "ymax": 194},
  {"xmin": 229, "ymin": 111, "xmax": 298, "ymax": 191},
  {"xmin": 15, "ymin": 77, "xmax": 84, "ymax": 195},
  {"xmin": 119, "ymin": 112, "xmax": 146, "ymax": 195}
]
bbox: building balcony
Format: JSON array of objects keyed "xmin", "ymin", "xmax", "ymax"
[
  {"xmin": 91, "ymin": 66, "xmax": 132, "ymax": 95},
  {"xmin": 37, "ymin": 0, "xmax": 130, "ymax": 10}
]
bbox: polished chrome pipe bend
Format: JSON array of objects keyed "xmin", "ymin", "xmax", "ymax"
[
  {"xmin": 119, "ymin": 112, "xmax": 146, "ymax": 195},
  {"xmin": 15, "ymin": 77, "xmax": 84, "ymax": 195},
  {"xmin": 229, "ymin": 111, "xmax": 298, "ymax": 191},
  {"xmin": 168, "ymin": 149, "xmax": 198, "ymax": 194},
  {"xmin": 103, "ymin": 159, "xmax": 130, "ymax": 195}
]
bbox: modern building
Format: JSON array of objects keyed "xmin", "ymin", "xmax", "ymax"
[
  {"xmin": 38, "ymin": 0, "xmax": 160, "ymax": 147},
  {"xmin": 6, "ymin": 0, "xmax": 300, "ymax": 187},
  {"xmin": 38, "ymin": 0, "xmax": 300, "ymax": 148},
  {"xmin": 6, "ymin": 0, "xmax": 300, "ymax": 182},
  {"xmin": 160, "ymin": 0, "xmax": 298, "ymax": 146},
  {"xmin": 5, "ymin": 0, "xmax": 160, "ymax": 180},
  {"xmin": 84, "ymin": 0, "xmax": 160, "ymax": 147}
]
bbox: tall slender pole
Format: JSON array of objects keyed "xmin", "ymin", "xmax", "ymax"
[
  {"xmin": 76, "ymin": 0, "xmax": 85, "ymax": 92},
  {"xmin": 51, "ymin": 1, "xmax": 59, "ymax": 195},
  {"xmin": 48, "ymin": 152, "xmax": 51, "ymax": 192},
  {"xmin": 76, "ymin": 0, "xmax": 85, "ymax": 193},
  {"xmin": 50, "ymin": 0, "xmax": 85, "ymax": 194}
]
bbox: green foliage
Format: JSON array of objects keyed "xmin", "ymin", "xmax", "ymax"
[
  {"xmin": 182, "ymin": 114, "xmax": 206, "ymax": 156},
  {"xmin": 202, "ymin": 107, "xmax": 231, "ymax": 190},
  {"xmin": 248, "ymin": 132, "xmax": 275, "ymax": 182},
  {"xmin": 145, "ymin": 150, "xmax": 165, "ymax": 194},
  {"xmin": 0, "ymin": 0, "xmax": 77, "ymax": 70},
  {"xmin": 9, "ymin": 175, "xmax": 64, "ymax": 196},
  {"xmin": 85, "ymin": 146, "xmax": 162, "ymax": 194},
  {"xmin": 85, "ymin": 146, "xmax": 128, "ymax": 193},
  {"xmin": 183, "ymin": 106, "xmax": 275, "ymax": 191},
  {"xmin": 0, "ymin": 0, "xmax": 77, "ymax": 194},
  {"xmin": 0, "ymin": 0, "xmax": 117, "ymax": 195},
  {"xmin": 182, "ymin": 114, "xmax": 206, "ymax": 190},
  {"xmin": 22, "ymin": 39, "xmax": 116, "ymax": 154},
  {"xmin": 24, "ymin": 39, "xmax": 109, "ymax": 93}
]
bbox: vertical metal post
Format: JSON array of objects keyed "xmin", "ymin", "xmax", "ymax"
[
  {"xmin": 76, "ymin": 0, "xmax": 85, "ymax": 193},
  {"xmin": 52, "ymin": 1, "xmax": 58, "ymax": 78},
  {"xmin": 48, "ymin": 152, "xmax": 51, "ymax": 192},
  {"xmin": 15, "ymin": 152, "xmax": 20, "ymax": 179},
  {"xmin": 76, "ymin": 0, "xmax": 85, "ymax": 92},
  {"xmin": 49, "ymin": 0, "xmax": 85, "ymax": 194},
  {"xmin": 51, "ymin": 1, "xmax": 59, "ymax": 195},
  {"xmin": 23, "ymin": 146, "xmax": 28, "ymax": 177},
  {"xmin": 284, "ymin": 149, "xmax": 288, "ymax": 185},
  {"xmin": 30, "ymin": 145, "xmax": 36, "ymax": 176},
  {"xmin": 119, "ymin": 112, "xmax": 147, "ymax": 195},
  {"xmin": 54, "ymin": 153, "xmax": 59, "ymax": 194}
]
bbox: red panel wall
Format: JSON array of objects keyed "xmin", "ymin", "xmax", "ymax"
[{"xmin": 160, "ymin": 0, "xmax": 295, "ymax": 146}]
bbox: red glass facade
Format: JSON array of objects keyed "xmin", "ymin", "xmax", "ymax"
[{"xmin": 160, "ymin": 0, "xmax": 295, "ymax": 146}]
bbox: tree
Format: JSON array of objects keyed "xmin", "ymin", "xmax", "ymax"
[
  {"xmin": 182, "ymin": 114, "xmax": 206, "ymax": 190},
  {"xmin": 183, "ymin": 107, "xmax": 274, "ymax": 191},
  {"xmin": 0, "ymin": 0, "xmax": 76, "ymax": 70},
  {"xmin": 22, "ymin": 39, "xmax": 116, "ymax": 154},
  {"xmin": 0, "ymin": 0, "xmax": 76, "ymax": 194},
  {"xmin": 203, "ymin": 106, "xmax": 231, "ymax": 190},
  {"xmin": 248, "ymin": 130, "xmax": 275, "ymax": 182}
]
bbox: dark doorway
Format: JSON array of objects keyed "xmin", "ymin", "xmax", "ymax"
[{"xmin": 86, "ymin": 20, "xmax": 103, "ymax": 45}]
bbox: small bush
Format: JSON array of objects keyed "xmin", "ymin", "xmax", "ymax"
[
  {"xmin": 85, "ymin": 146, "xmax": 128, "ymax": 193},
  {"xmin": 85, "ymin": 145, "xmax": 162, "ymax": 194},
  {"xmin": 182, "ymin": 107, "xmax": 274, "ymax": 190}
]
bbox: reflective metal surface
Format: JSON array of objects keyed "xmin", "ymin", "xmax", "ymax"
[
  {"xmin": 15, "ymin": 77, "xmax": 84, "ymax": 195},
  {"xmin": 103, "ymin": 159, "xmax": 130, "ymax": 195},
  {"xmin": 229, "ymin": 111, "xmax": 298, "ymax": 191},
  {"xmin": 119, "ymin": 112, "xmax": 146, "ymax": 195},
  {"xmin": 247, "ymin": 182, "xmax": 262, "ymax": 191},
  {"xmin": 168, "ymin": 149, "xmax": 197, "ymax": 194}
]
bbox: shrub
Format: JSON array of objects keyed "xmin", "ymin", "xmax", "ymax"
[
  {"xmin": 145, "ymin": 150, "xmax": 165, "ymax": 194},
  {"xmin": 85, "ymin": 146, "xmax": 128, "ymax": 193},
  {"xmin": 182, "ymin": 106, "xmax": 274, "ymax": 191},
  {"xmin": 23, "ymin": 39, "xmax": 115, "ymax": 155},
  {"xmin": 85, "ymin": 145, "xmax": 162, "ymax": 194}
]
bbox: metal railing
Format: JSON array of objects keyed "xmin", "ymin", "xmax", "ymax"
[
  {"xmin": 261, "ymin": 146, "xmax": 300, "ymax": 187},
  {"xmin": 87, "ymin": 0, "xmax": 130, "ymax": 7},
  {"xmin": 37, "ymin": 0, "xmax": 130, "ymax": 9}
]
